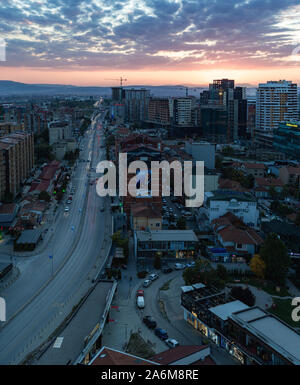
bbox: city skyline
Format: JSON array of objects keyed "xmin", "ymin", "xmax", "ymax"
[{"xmin": 0, "ymin": 1, "xmax": 300, "ymax": 85}]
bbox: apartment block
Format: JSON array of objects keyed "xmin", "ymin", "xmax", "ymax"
[
  {"xmin": 255, "ymin": 80, "xmax": 298, "ymax": 148},
  {"xmin": 0, "ymin": 132, "xmax": 34, "ymax": 200}
]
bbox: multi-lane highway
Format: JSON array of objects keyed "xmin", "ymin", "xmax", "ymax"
[{"xmin": 0, "ymin": 109, "xmax": 111, "ymax": 364}]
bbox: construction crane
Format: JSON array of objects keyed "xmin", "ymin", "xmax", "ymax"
[{"xmin": 105, "ymin": 76, "xmax": 127, "ymax": 86}]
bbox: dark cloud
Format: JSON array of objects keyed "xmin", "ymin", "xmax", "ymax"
[{"xmin": 0, "ymin": 0, "xmax": 299, "ymax": 69}]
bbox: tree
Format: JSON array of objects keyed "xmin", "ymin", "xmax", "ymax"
[
  {"xmin": 176, "ymin": 217, "xmax": 186, "ymax": 230},
  {"xmin": 230, "ymin": 286, "xmax": 255, "ymax": 306},
  {"xmin": 38, "ymin": 191, "xmax": 51, "ymax": 202},
  {"xmin": 250, "ymin": 254, "xmax": 266, "ymax": 279},
  {"xmin": 154, "ymin": 254, "xmax": 161, "ymax": 269},
  {"xmin": 216, "ymin": 264, "xmax": 228, "ymax": 281},
  {"xmin": 295, "ymin": 212, "xmax": 300, "ymax": 227},
  {"xmin": 260, "ymin": 233, "xmax": 290, "ymax": 286},
  {"xmin": 269, "ymin": 186, "xmax": 278, "ymax": 200}
]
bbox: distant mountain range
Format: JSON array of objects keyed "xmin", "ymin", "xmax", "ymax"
[{"xmin": 0, "ymin": 80, "xmax": 259, "ymax": 98}]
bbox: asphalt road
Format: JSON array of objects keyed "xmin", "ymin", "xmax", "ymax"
[{"xmin": 0, "ymin": 110, "xmax": 112, "ymax": 364}]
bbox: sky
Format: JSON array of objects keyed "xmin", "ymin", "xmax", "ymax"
[{"xmin": 0, "ymin": 0, "xmax": 300, "ymax": 86}]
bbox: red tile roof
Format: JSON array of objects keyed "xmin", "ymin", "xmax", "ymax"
[
  {"xmin": 90, "ymin": 347, "xmax": 158, "ymax": 365},
  {"xmin": 151, "ymin": 345, "xmax": 209, "ymax": 365},
  {"xmin": 243, "ymin": 162, "xmax": 265, "ymax": 170}
]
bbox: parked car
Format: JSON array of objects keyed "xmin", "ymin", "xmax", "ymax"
[
  {"xmin": 154, "ymin": 328, "xmax": 168, "ymax": 340},
  {"xmin": 136, "ymin": 290, "xmax": 144, "ymax": 297},
  {"xmin": 143, "ymin": 279, "xmax": 152, "ymax": 288},
  {"xmin": 165, "ymin": 338, "xmax": 179, "ymax": 348},
  {"xmin": 174, "ymin": 263, "xmax": 185, "ymax": 270},
  {"xmin": 148, "ymin": 273, "xmax": 159, "ymax": 281},
  {"xmin": 143, "ymin": 316, "xmax": 157, "ymax": 329},
  {"xmin": 137, "ymin": 296, "xmax": 144, "ymax": 309},
  {"xmin": 186, "ymin": 261, "xmax": 196, "ymax": 268},
  {"xmin": 121, "ymin": 264, "xmax": 127, "ymax": 270},
  {"xmin": 162, "ymin": 266, "xmax": 173, "ymax": 274}
]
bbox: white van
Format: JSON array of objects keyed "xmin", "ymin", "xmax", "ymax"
[{"xmin": 137, "ymin": 296, "xmax": 145, "ymax": 309}]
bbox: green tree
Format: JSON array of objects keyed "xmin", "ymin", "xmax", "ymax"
[
  {"xmin": 38, "ymin": 191, "xmax": 51, "ymax": 202},
  {"xmin": 154, "ymin": 254, "xmax": 161, "ymax": 269},
  {"xmin": 176, "ymin": 217, "xmax": 186, "ymax": 230},
  {"xmin": 260, "ymin": 233, "xmax": 290, "ymax": 286},
  {"xmin": 216, "ymin": 264, "xmax": 228, "ymax": 281},
  {"xmin": 269, "ymin": 186, "xmax": 278, "ymax": 200},
  {"xmin": 230, "ymin": 286, "xmax": 255, "ymax": 306},
  {"xmin": 250, "ymin": 254, "xmax": 266, "ymax": 279}
]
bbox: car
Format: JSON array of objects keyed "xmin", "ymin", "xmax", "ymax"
[
  {"xmin": 64, "ymin": 206, "xmax": 70, "ymax": 212},
  {"xmin": 136, "ymin": 289, "xmax": 144, "ymax": 297},
  {"xmin": 148, "ymin": 273, "xmax": 159, "ymax": 281},
  {"xmin": 143, "ymin": 316, "xmax": 157, "ymax": 329},
  {"xmin": 162, "ymin": 266, "xmax": 173, "ymax": 274},
  {"xmin": 165, "ymin": 338, "xmax": 179, "ymax": 348},
  {"xmin": 68, "ymin": 196, "xmax": 72, "ymax": 200},
  {"xmin": 136, "ymin": 296, "xmax": 144, "ymax": 309},
  {"xmin": 121, "ymin": 264, "xmax": 127, "ymax": 270},
  {"xmin": 154, "ymin": 328, "xmax": 168, "ymax": 340},
  {"xmin": 66, "ymin": 200, "xmax": 72, "ymax": 204},
  {"xmin": 186, "ymin": 261, "xmax": 196, "ymax": 268},
  {"xmin": 174, "ymin": 263, "xmax": 185, "ymax": 270},
  {"xmin": 143, "ymin": 279, "xmax": 152, "ymax": 288}
]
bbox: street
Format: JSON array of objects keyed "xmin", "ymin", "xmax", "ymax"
[{"xmin": 0, "ymin": 110, "xmax": 112, "ymax": 364}]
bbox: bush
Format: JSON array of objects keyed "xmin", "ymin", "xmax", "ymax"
[{"xmin": 230, "ymin": 286, "xmax": 255, "ymax": 306}]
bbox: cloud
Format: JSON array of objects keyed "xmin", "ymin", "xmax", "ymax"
[{"xmin": 0, "ymin": 0, "xmax": 300, "ymax": 70}]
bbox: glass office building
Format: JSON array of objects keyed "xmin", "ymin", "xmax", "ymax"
[{"xmin": 273, "ymin": 121, "xmax": 300, "ymax": 160}]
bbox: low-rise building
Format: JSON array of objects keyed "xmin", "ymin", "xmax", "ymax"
[
  {"xmin": 130, "ymin": 202, "xmax": 162, "ymax": 231},
  {"xmin": 181, "ymin": 284, "xmax": 300, "ymax": 365},
  {"xmin": 240, "ymin": 162, "xmax": 265, "ymax": 178},
  {"xmin": 134, "ymin": 229, "xmax": 198, "ymax": 260},
  {"xmin": 205, "ymin": 191, "xmax": 259, "ymax": 228},
  {"xmin": 279, "ymin": 165, "xmax": 300, "ymax": 187}
]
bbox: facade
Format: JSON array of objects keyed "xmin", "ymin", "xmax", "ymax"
[
  {"xmin": 279, "ymin": 164, "xmax": 300, "ymax": 187},
  {"xmin": 255, "ymin": 81, "xmax": 298, "ymax": 147},
  {"xmin": 48, "ymin": 120, "xmax": 72, "ymax": 145},
  {"xmin": 147, "ymin": 98, "xmax": 170, "ymax": 125},
  {"xmin": 172, "ymin": 97, "xmax": 193, "ymax": 126},
  {"xmin": 241, "ymin": 162, "xmax": 265, "ymax": 178},
  {"xmin": 227, "ymin": 87, "xmax": 248, "ymax": 140},
  {"xmin": 185, "ymin": 141, "xmax": 215, "ymax": 170},
  {"xmin": 206, "ymin": 191, "xmax": 259, "ymax": 228},
  {"xmin": 124, "ymin": 88, "xmax": 150, "ymax": 122},
  {"xmin": 130, "ymin": 202, "xmax": 162, "ymax": 231},
  {"xmin": 201, "ymin": 105, "xmax": 228, "ymax": 143},
  {"xmin": 134, "ymin": 229, "xmax": 198, "ymax": 260},
  {"xmin": 0, "ymin": 132, "xmax": 34, "ymax": 199},
  {"xmin": 273, "ymin": 121, "xmax": 300, "ymax": 160},
  {"xmin": 181, "ymin": 284, "xmax": 300, "ymax": 365}
]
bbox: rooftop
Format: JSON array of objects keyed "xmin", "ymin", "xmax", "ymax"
[
  {"xmin": 209, "ymin": 300, "xmax": 249, "ymax": 321},
  {"xmin": 231, "ymin": 307, "xmax": 300, "ymax": 365},
  {"xmin": 90, "ymin": 346, "xmax": 159, "ymax": 366},
  {"xmin": 136, "ymin": 229, "xmax": 198, "ymax": 242}
]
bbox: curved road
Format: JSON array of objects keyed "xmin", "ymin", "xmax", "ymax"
[{"xmin": 0, "ymin": 110, "xmax": 111, "ymax": 364}]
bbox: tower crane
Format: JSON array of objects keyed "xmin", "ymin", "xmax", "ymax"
[{"xmin": 105, "ymin": 76, "xmax": 127, "ymax": 86}]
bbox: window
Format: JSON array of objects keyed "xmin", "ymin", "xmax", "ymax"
[{"xmin": 156, "ymin": 223, "xmax": 160, "ymax": 227}]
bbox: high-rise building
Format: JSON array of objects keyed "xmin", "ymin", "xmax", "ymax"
[
  {"xmin": 172, "ymin": 97, "xmax": 193, "ymax": 126},
  {"xmin": 124, "ymin": 88, "xmax": 150, "ymax": 123},
  {"xmin": 255, "ymin": 80, "xmax": 298, "ymax": 148},
  {"xmin": 147, "ymin": 98, "xmax": 170, "ymax": 125},
  {"xmin": 209, "ymin": 79, "xmax": 235, "ymax": 106},
  {"xmin": 0, "ymin": 132, "xmax": 34, "ymax": 199},
  {"xmin": 227, "ymin": 87, "xmax": 248, "ymax": 141}
]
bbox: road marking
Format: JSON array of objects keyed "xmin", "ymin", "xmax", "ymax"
[{"xmin": 53, "ymin": 337, "xmax": 64, "ymax": 349}]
